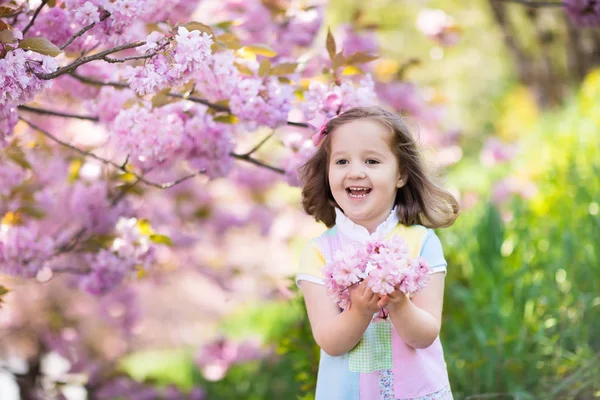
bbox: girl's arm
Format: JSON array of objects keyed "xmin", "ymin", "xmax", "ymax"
[
  {"xmin": 382, "ymin": 272, "xmax": 446, "ymax": 349},
  {"xmin": 301, "ymin": 281, "xmax": 383, "ymax": 357}
]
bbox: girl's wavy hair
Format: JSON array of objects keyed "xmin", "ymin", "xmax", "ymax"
[{"xmin": 299, "ymin": 106, "xmax": 459, "ymax": 229}]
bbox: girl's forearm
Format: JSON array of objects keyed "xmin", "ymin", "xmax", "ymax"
[
  {"xmin": 388, "ymin": 300, "xmax": 440, "ymax": 349},
  {"xmin": 314, "ymin": 307, "xmax": 372, "ymax": 357}
]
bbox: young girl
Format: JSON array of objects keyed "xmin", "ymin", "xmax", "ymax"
[{"xmin": 296, "ymin": 106, "xmax": 459, "ymax": 400}]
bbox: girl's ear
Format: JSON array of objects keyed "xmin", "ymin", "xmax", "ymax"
[{"xmin": 396, "ymin": 169, "xmax": 408, "ymax": 188}]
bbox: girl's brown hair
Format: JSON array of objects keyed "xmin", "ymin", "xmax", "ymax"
[{"xmin": 299, "ymin": 106, "xmax": 459, "ymax": 229}]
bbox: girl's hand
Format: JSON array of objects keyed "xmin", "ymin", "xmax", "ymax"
[
  {"xmin": 378, "ymin": 289, "xmax": 409, "ymax": 313},
  {"xmin": 348, "ymin": 282, "xmax": 384, "ymax": 317}
]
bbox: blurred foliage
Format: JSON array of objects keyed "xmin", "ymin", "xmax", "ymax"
[
  {"xmin": 121, "ymin": 289, "xmax": 320, "ymax": 399},
  {"xmin": 439, "ymin": 70, "xmax": 600, "ymax": 399}
]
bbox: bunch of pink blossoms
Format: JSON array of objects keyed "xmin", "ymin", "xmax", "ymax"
[
  {"xmin": 301, "ymin": 75, "xmax": 377, "ymax": 120},
  {"xmin": 0, "ymin": 224, "xmax": 55, "ymax": 278},
  {"xmin": 323, "ymin": 235, "xmax": 431, "ymax": 311},
  {"xmin": 123, "ymin": 27, "xmax": 213, "ymax": 96}
]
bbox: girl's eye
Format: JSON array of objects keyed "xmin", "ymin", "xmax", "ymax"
[
  {"xmin": 335, "ymin": 159, "xmax": 348, "ymax": 165},
  {"xmin": 366, "ymin": 159, "xmax": 379, "ymax": 165}
]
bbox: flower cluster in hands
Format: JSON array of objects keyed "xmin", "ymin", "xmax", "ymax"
[{"xmin": 324, "ymin": 235, "xmax": 431, "ymax": 317}]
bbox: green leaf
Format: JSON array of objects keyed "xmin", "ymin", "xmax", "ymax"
[
  {"xmin": 243, "ymin": 44, "xmax": 277, "ymax": 58},
  {"xmin": 151, "ymin": 87, "xmax": 175, "ymax": 108},
  {"xmin": 270, "ymin": 62, "xmax": 298, "ymax": 76},
  {"xmin": 18, "ymin": 37, "xmax": 62, "ymax": 57},
  {"xmin": 342, "ymin": 65, "xmax": 364, "ymax": 75},
  {"xmin": 258, "ymin": 59, "xmax": 271, "ymax": 77},
  {"xmin": 234, "ymin": 62, "xmax": 254, "ymax": 76},
  {"xmin": 149, "ymin": 234, "xmax": 173, "ymax": 246},
  {"xmin": 47, "ymin": 0, "xmax": 57, "ymax": 7},
  {"xmin": 80, "ymin": 235, "xmax": 116, "ymax": 251},
  {"xmin": 216, "ymin": 33, "xmax": 242, "ymax": 50},
  {"xmin": 0, "ymin": 285, "xmax": 10, "ymax": 307},
  {"xmin": 68, "ymin": 159, "xmax": 82, "ymax": 182},
  {"xmin": 326, "ymin": 27, "xmax": 336, "ymax": 61},
  {"xmin": 213, "ymin": 114, "xmax": 239, "ymax": 124},
  {"xmin": 137, "ymin": 219, "xmax": 153, "ymax": 235},
  {"xmin": 215, "ymin": 21, "xmax": 234, "ymax": 30},
  {"xmin": 17, "ymin": 206, "xmax": 46, "ymax": 219},
  {"xmin": 183, "ymin": 21, "xmax": 213, "ymax": 37},
  {"xmin": 118, "ymin": 172, "xmax": 137, "ymax": 183},
  {"xmin": 5, "ymin": 141, "xmax": 32, "ymax": 170}
]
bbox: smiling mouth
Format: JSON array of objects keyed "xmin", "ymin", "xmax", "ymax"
[{"xmin": 346, "ymin": 187, "xmax": 372, "ymax": 198}]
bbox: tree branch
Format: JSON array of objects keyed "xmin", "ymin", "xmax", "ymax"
[
  {"xmin": 21, "ymin": 0, "xmax": 48, "ymax": 36},
  {"xmin": 497, "ymin": 0, "xmax": 564, "ymax": 6},
  {"xmin": 60, "ymin": 11, "xmax": 111, "ymax": 50},
  {"xmin": 18, "ymin": 105, "xmax": 99, "ymax": 121},
  {"xmin": 68, "ymin": 73, "xmax": 310, "ymax": 128},
  {"xmin": 69, "ymin": 72, "xmax": 130, "ymax": 89},
  {"xmin": 36, "ymin": 41, "xmax": 146, "ymax": 80},
  {"xmin": 230, "ymin": 152, "xmax": 284, "ymax": 174},
  {"xmin": 18, "ymin": 117, "xmax": 284, "ymax": 194},
  {"xmin": 241, "ymin": 131, "xmax": 276, "ymax": 157},
  {"xmin": 488, "ymin": 0, "xmax": 532, "ymax": 84}
]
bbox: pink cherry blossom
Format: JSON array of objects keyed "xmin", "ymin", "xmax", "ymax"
[
  {"xmin": 324, "ymin": 235, "xmax": 431, "ymax": 311},
  {"xmin": 0, "ymin": 223, "xmax": 54, "ymax": 278}
]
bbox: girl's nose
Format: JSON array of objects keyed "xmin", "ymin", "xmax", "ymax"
[{"xmin": 348, "ymin": 165, "xmax": 366, "ymax": 179}]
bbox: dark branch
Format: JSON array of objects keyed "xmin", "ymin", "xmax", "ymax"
[
  {"xmin": 230, "ymin": 152, "xmax": 284, "ymax": 174},
  {"xmin": 287, "ymin": 120, "xmax": 310, "ymax": 128},
  {"xmin": 497, "ymin": 0, "xmax": 564, "ymax": 7},
  {"xmin": 18, "ymin": 105, "xmax": 99, "ymax": 121},
  {"xmin": 167, "ymin": 92, "xmax": 231, "ymax": 112},
  {"xmin": 36, "ymin": 41, "xmax": 146, "ymax": 80},
  {"xmin": 67, "ymin": 73, "xmax": 310, "ymax": 128},
  {"xmin": 60, "ymin": 11, "xmax": 111, "ymax": 50},
  {"xmin": 19, "ymin": 117, "xmax": 284, "ymax": 192},
  {"xmin": 241, "ymin": 131, "xmax": 276, "ymax": 157},
  {"xmin": 21, "ymin": 0, "xmax": 48, "ymax": 36},
  {"xmin": 69, "ymin": 72, "xmax": 129, "ymax": 89}
]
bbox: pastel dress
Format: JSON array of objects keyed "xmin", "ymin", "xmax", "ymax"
[{"xmin": 296, "ymin": 208, "xmax": 454, "ymax": 400}]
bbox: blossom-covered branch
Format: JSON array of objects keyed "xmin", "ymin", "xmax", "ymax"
[
  {"xmin": 19, "ymin": 117, "xmax": 284, "ymax": 188},
  {"xmin": 60, "ymin": 10, "xmax": 111, "ymax": 50},
  {"xmin": 68, "ymin": 72, "xmax": 309, "ymax": 127},
  {"xmin": 35, "ymin": 41, "xmax": 147, "ymax": 80}
]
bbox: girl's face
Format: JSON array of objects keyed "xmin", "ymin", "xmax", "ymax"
[{"xmin": 328, "ymin": 118, "xmax": 405, "ymax": 233}]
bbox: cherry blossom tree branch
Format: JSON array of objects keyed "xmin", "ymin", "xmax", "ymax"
[
  {"xmin": 241, "ymin": 131, "xmax": 276, "ymax": 156},
  {"xmin": 18, "ymin": 105, "xmax": 99, "ymax": 121},
  {"xmin": 21, "ymin": 0, "xmax": 48, "ymax": 36},
  {"xmin": 67, "ymin": 72, "xmax": 310, "ymax": 128},
  {"xmin": 230, "ymin": 152, "xmax": 284, "ymax": 174},
  {"xmin": 19, "ymin": 117, "xmax": 284, "ymax": 191},
  {"xmin": 69, "ymin": 72, "xmax": 129, "ymax": 89},
  {"xmin": 18, "ymin": 116, "xmax": 200, "ymax": 188},
  {"xmin": 35, "ymin": 41, "xmax": 147, "ymax": 80},
  {"xmin": 60, "ymin": 11, "xmax": 111, "ymax": 50},
  {"xmin": 497, "ymin": 0, "xmax": 564, "ymax": 6}
]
